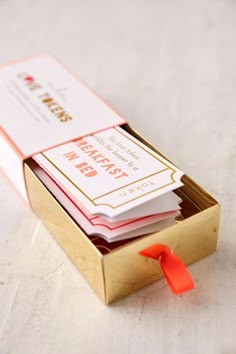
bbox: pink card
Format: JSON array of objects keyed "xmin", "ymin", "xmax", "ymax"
[{"xmin": 32, "ymin": 162, "xmax": 179, "ymax": 242}]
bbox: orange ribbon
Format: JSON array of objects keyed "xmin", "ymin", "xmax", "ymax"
[{"xmin": 139, "ymin": 244, "xmax": 194, "ymax": 295}]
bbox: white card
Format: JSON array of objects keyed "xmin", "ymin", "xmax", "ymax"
[
  {"xmin": 32, "ymin": 163, "xmax": 178, "ymax": 242},
  {"xmin": 34, "ymin": 127, "xmax": 184, "ymax": 218},
  {"xmin": 0, "ymin": 55, "xmax": 125, "ymax": 157},
  {"xmin": 102, "ymin": 192, "xmax": 181, "ymax": 222}
]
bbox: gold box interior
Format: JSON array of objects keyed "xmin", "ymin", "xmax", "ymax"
[{"xmin": 24, "ymin": 125, "xmax": 220, "ymax": 304}]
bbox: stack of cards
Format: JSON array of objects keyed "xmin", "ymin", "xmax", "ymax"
[{"xmin": 32, "ymin": 126, "xmax": 184, "ymax": 242}]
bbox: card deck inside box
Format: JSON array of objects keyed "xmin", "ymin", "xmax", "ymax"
[{"xmin": 24, "ymin": 125, "xmax": 213, "ymax": 257}]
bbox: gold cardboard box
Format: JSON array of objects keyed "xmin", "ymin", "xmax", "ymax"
[{"xmin": 24, "ymin": 124, "xmax": 220, "ymax": 304}]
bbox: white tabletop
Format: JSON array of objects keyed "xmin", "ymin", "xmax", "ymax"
[{"xmin": 0, "ymin": 1, "xmax": 236, "ymax": 353}]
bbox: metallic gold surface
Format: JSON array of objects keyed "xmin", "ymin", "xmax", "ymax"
[
  {"xmin": 24, "ymin": 162, "xmax": 106, "ymax": 302},
  {"xmin": 103, "ymin": 204, "xmax": 220, "ymax": 303},
  {"xmin": 23, "ymin": 125, "xmax": 220, "ymax": 304}
]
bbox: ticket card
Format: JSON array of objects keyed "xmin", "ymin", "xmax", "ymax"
[
  {"xmin": 34, "ymin": 127, "xmax": 184, "ymax": 218},
  {"xmin": 32, "ymin": 163, "xmax": 179, "ymax": 242},
  {"xmin": 102, "ymin": 192, "xmax": 181, "ymax": 222}
]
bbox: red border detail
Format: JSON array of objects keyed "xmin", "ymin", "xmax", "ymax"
[
  {"xmin": 41, "ymin": 168, "xmax": 173, "ymax": 231},
  {"xmin": 0, "ymin": 54, "xmax": 126, "ymax": 158}
]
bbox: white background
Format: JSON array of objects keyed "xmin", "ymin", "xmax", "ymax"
[{"xmin": 0, "ymin": 1, "xmax": 235, "ymax": 353}]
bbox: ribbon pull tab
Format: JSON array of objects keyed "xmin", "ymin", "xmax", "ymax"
[{"xmin": 139, "ymin": 244, "xmax": 194, "ymax": 295}]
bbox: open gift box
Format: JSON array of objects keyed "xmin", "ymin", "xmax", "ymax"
[
  {"xmin": 24, "ymin": 124, "xmax": 220, "ymax": 304},
  {"xmin": 0, "ymin": 55, "xmax": 220, "ymax": 304}
]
